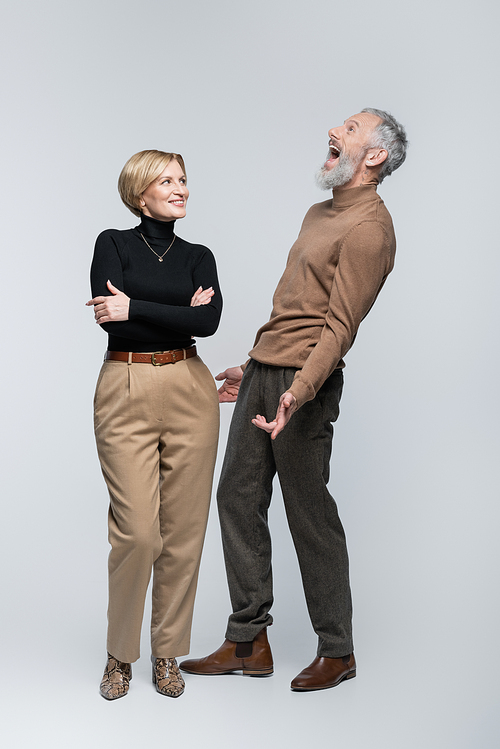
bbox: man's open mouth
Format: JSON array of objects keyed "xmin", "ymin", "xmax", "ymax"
[
  {"xmin": 324, "ymin": 143, "xmax": 341, "ymax": 168},
  {"xmin": 329, "ymin": 144, "xmax": 341, "ymax": 160}
]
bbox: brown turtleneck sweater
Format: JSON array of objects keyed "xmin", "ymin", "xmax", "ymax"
[{"xmin": 249, "ymin": 184, "xmax": 396, "ymax": 409}]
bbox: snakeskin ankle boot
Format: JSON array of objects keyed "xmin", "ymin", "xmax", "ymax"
[
  {"xmin": 151, "ymin": 656, "xmax": 185, "ymax": 697},
  {"xmin": 100, "ymin": 653, "xmax": 132, "ymax": 700}
]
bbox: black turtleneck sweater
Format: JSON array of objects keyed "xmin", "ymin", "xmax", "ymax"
[{"xmin": 90, "ymin": 214, "xmax": 222, "ymax": 352}]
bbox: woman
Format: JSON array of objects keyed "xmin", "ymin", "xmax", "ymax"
[{"xmin": 87, "ymin": 150, "xmax": 222, "ymax": 700}]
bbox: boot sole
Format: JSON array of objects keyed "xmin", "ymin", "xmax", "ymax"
[{"xmin": 180, "ymin": 666, "xmax": 274, "ymax": 677}]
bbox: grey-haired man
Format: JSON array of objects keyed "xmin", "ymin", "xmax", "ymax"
[{"xmin": 181, "ymin": 109, "xmax": 408, "ymax": 691}]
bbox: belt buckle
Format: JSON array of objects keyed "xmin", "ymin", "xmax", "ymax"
[{"xmin": 151, "ymin": 351, "xmax": 167, "ymax": 366}]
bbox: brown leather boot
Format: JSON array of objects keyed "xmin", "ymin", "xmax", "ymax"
[
  {"xmin": 290, "ymin": 654, "xmax": 356, "ymax": 691},
  {"xmin": 179, "ymin": 628, "xmax": 273, "ymax": 676},
  {"xmin": 100, "ymin": 653, "xmax": 132, "ymax": 700}
]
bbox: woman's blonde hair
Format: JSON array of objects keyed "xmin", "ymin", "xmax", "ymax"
[{"xmin": 118, "ymin": 150, "xmax": 187, "ymax": 217}]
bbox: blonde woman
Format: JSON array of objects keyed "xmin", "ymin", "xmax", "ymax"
[{"xmin": 87, "ymin": 150, "xmax": 221, "ymax": 699}]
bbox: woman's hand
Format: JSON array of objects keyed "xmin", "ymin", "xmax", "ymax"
[
  {"xmin": 215, "ymin": 366, "xmax": 244, "ymax": 403},
  {"xmin": 190, "ymin": 286, "xmax": 214, "ymax": 307},
  {"xmin": 86, "ymin": 280, "xmax": 130, "ymax": 323}
]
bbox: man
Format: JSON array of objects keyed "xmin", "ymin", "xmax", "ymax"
[{"xmin": 180, "ymin": 108, "xmax": 408, "ymax": 691}]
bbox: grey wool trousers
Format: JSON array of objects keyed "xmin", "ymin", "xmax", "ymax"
[{"xmin": 217, "ymin": 359, "xmax": 353, "ymax": 658}]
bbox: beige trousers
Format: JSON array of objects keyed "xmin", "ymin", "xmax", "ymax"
[{"xmin": 94, "ymin": 354, "xmax": 219, "ymax": 663}]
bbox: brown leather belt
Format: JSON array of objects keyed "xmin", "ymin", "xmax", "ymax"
[{"xmin": 105, "ymin": 346, "xmax": 197, "ymax": 366}]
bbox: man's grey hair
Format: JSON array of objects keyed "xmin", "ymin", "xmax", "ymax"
[{"xmin": 362, "ymin": 108, "xmax": 408, "ymax": 183}]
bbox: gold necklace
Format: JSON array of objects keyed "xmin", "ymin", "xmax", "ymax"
[{"xmin": 140, "ymin": 232, "xmax": 176, "ymax": 262}]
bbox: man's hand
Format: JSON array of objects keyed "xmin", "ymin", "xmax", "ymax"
[
  {"xmin": 86, "ymin": 280, "xmax": 130, "ymax": 323},
  {"xmin": 215, "ymin": 366, "xmax": 243, "ymax": 403},
  {"xmin": 190, "ymin": 286, "xmax": 214, "ymax": 306},
  {"xmin": 252, "ymin": 391, "xmax": 297, "ymax": 440}
]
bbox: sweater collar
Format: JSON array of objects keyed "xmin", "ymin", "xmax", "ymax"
[
  {"xmin": 331, "ymin": 184, "xmax": 379, "ymax": 208},
  {"xmin": 137, "ymin": 213, "xmax": 176, "ymax": 240}
]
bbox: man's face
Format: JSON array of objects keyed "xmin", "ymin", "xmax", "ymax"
[{"xmin": 316, "ymin": 111, "xmax": 381, "ymax": 190}]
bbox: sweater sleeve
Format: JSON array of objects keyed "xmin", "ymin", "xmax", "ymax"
[
  {"xmin": 90, "ymin": 232, "xmax": 222, "ymax": 341},
  {"xmin": 288, "ymin": 221, "xmax": 393, "ymax": 409}
]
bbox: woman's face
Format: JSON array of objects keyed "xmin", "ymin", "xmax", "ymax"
[{"xmin": 139, "ymin": 159, "xmax": 189, "ymax": 221}]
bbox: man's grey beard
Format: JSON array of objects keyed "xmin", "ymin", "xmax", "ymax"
[{"xmin": 315, "ymin": 150, "xmax": 359, "ymax": 190}]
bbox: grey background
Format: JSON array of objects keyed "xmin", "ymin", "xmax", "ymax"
[{"xmin": 1, "ymin": 0, "xmax": 498, "ymax": 747}]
